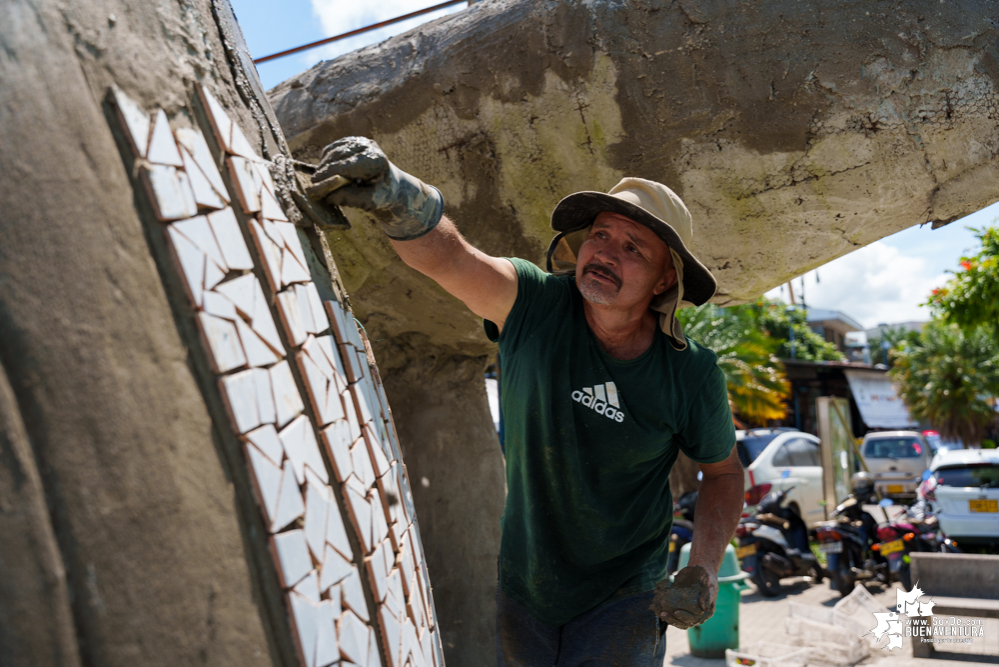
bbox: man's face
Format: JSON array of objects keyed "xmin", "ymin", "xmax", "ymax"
[{"xmin": 575, "ymin": 212, "xmax": 677, "ymax": 309}]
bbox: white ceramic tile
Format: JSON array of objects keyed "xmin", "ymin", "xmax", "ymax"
[
  {"xmin": 280, "ymin": 415, "xmax": 329, "ymax": 486},
  {"xmin": 366, "ymin": 425, "xmax": 390, "ymax": 478},
  {"xmin": 303, "ymin": 336, "xmax": 334, "ymax": 380},
  {"xmin": 343, "ymin": 389, "xmax": 362, "ymax": 444},
  {"xmin": 355, "ymin": 347, "xmax": 369, "ymax": 382},
  {"xmin": 378, "ymin": 465, "xmax": 401, "ymax": 526},
  {"xmin": 367, "ymin": 630, "xmax": 382, "ymax": 667},
  {"xmin": 365, "ymin": 542, "xmax": 389, "ymax": 603},
  {"xmin": 306, "ymin": 284, "xmax": 330, "ymax": 333},
  {"xmin": 175, "ymin": 127, "xmax": 229, "ymax": 203},
  {"xmin": 288, "ymin": 590, "xmax": 319, "ymax": 667},
  {"xmin": 303, "ymin": 480, "xmax": 329, "ymax": 563},
  {"xmin": 338, "ymin": 610, "xmax": 369, "ymax": 666},
  {"xmin": 321, "ymin": 420, "xmax": 354, "ymax": 483},
  {"xmin": 182, "ymin": 146, "xmax": 227, "ymax": 210},
  {"xmin": 143, "ymin": 164, "xmax": 198, "ymax": 221},
  {"xmin": 249, "ymin": 278, "xmax": 286, "ymax": 355},
  {"xmin": 315, "ymin": 336, "xmax": 343, "ymax": 378},
  {"xmin": 271, "ymin": 529, "xmax": 313, "ymax": 589},
  {"xmin": 271, "ymin": 461, "xmax": 305, "ymax": 533},
  {"xmin": 351, "ymin": 442, "xmax": 375, "ymax": 489},
  {"xmin": 219, "ymin": 369, "xmax": 259, "ymax": 433},
  {"xmin": 276, "ymin": 221, "xmax": 308, "ymax": 269},
  {"xmin": 254, "ymin": 160, "xmax": 276, "ymax": 195},
  {"xmin": 378, "ymin": 605, "xmax": 403, "ymax": 667},
  {"xmin": 236, "ymin": 317, "xmax": 280, "ymax": 367},
  {"xmin": 245, "ymin": 422, "xmax": 283, "ymax": 465},
  {"xmin": 198, "ymin": 312, "xmax": 246, "ymax": 373},
  {"xmin": 345, "ymin": 481, "xmax": 373, "ymax": 553},
  {"xmin": 371, "ymin": 489, "xmax": 390, "ymax": 546},
  {"xmin": 315, "ymin": 600, "xmax": 340, "ymax": 667},
  {"xmin": 202, "ymin": 290, "xmax": 237, "ymax": 320},
  {"xmin": 351, "ymin": 384, "xmax": 373, "ymax": 426},
  {"xmin": 248, "ymin": 219, "xmax": 283, "ymax": 293},
  {"xmin": 295, "ymin": 569, "xmax": 322, "ymax": 605},
  {"xmin": 260, "ymin": 187, "xmax": 288, "ymax": 221},
  {"xmin": 246, "ymin": 442, "xmax": 282, "ymax": 527},
  {"xmin": 228, "ymin": 120, "xmax": 259, "ymax": 160},
  {"xmin": 340, "ymin": 567, "xmax": 369, "ymax": 622},
  {"xmin": 197, "ymin": 85, "xmax": 233, "ymax": 154},
  {"xmin": 173, "ymin": 215, "xmax": 227, "ymax": 271},
  {"xmin": 203, "ymin": 256, "xmax": 226, "ymax": 291},
  {"xmin": 111, "ymin": 85, "xmax": 150, "ymax": 158},
  {"xmin": 228, "ymin": 156, "xmax": 262, "ymax": 213},
  {"xmin": 401, "ymin": 618, "xmax": 420, "ymax": 667},
  {"xmin": 326, "ymin": 490, "xmax": 354, "ymax": 560},
  {"xmin": 387, "ymin": 568, "xmax": 404, "ymax": 618},
  {"xmin": 251, "ymin": 369, "xmax": 276, "ymax": 428},
  {"xmin": 295, "ymin": 284, "xmax": 319, "ymax": 334},
  {"xmin": 323, "ymin": 385, "xmax": 346, "ymax": 426},
  {"xmin": 319, "ymin": 543, "xmax": 353, "ymax": 592},
  {"xmin": 277, "ymin": 288, "xmax": 308, "ymax": 347},
  {"xmin": 298, "ymin": 350, "xmax": 329, "ymax": 423},
  {"xmin": 165, "ymin": 225, "xmax": 205, "ymax": 308},
  {"xmin": 214, "ymin": 273, "xmax": 256, "ymax": 317},
  {"xmin": 206, "ymin": 208, "xmax": 252, "ymax": 270},
  {"xmin": 281, "ymin": 245, "xmax": 312, "ymax": 287},
  {"xmin": 324, "ymin": 298, "xmax": 352, "ymax": 347},
  {"xmin": 270, "ymin": 360, "xmax": 304, "ymax": 428},
  {"xmin": 340, "ymin": 344, "xmax": 363, "ymax": 384},
  {"xmin": 146, "ymin": 109, "xmax": 184, "ymax": 167}
]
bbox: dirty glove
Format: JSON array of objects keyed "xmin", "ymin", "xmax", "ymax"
[
  {"xmin": 649, "ymin": 565, "xmax": 717, "ymax": 630},
  {"xmin": 309, "ymin": 136, "xmax": 444, "ymax": 241}
]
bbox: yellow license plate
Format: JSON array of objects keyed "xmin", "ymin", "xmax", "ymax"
[
  {"xmin": 970, "ymin": 499, "xmax": 998, "ymax": 513},
  {"xmin": 887, "ymin": 485, "xmax": 904, "ymax": 494},
  {"xmin": 880, "ymin": 539, "xmax": 904, "ymax": 555},
  {"xmin": 669, "ymin": 540, "xmax": 675, "ymax": 553},
  {"xmin": 735, "ymin": 543, "xmax": 757, "ymax": 559}
]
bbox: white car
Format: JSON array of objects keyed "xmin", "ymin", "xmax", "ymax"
[
  {"xmin": 737, "ymin": 428, "xmax": 825, "ymax": 526},
  {"xmin": 922, "ymin": 449, "xmax": 999, "ymax": 545}
]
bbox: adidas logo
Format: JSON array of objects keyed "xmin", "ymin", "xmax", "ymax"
[{"xmin": 571, "ymin": 382, "xmax": 625, "ymax": 423}]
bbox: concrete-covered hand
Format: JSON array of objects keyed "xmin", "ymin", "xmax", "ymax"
[
  {"xmin": 649, "ymin": 565, "xmax": 718, "ymax": 630},
  {"xmin": 309, "ymin": 136, "xmax": 444, "ymax": 241}
]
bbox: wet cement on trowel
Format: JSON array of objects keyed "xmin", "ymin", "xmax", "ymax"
[{"xmin": 649, "ymin": 565, "xmax": 715, "ymax": 630}]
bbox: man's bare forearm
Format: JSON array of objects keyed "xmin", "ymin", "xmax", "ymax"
[{"xmin": 688, "ymin": 456, "xmax": 744, "ymax": 574}]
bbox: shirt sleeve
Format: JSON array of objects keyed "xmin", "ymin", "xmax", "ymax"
[
  {"xmin": 677, "ymin": 361, "xmax": 736, "ymax": 464},
  {"xmin": 484, "ymin": 258, "xmax": 571, "ymax": 356}
]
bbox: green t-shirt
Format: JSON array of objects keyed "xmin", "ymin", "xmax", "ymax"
[{"xmin": 485, "ymin": 258, "xmax": 735, "ymax": 626}]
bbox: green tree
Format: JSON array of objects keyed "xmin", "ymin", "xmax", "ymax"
[
  {"xmin": 679, "ymin": 304, "xmax": 790, "ymax": 425},
  {"xmin": 869, "ymin": 326, "xmax": 921, "ymax": 367},
  {"xmin": 751, "ymin": 299, "xmax": 845, "ymax": 361},
  {"xmin": 889, "ymin": 321, "xmax": 999, "ymax": 446},
  {"xmin": 927, "ymin": 225, "xmax": 999, "ymax": 335}
]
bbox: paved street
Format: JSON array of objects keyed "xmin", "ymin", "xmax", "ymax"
[{"xmin": 663, "ymin": 576, "xmax": 999, "ymax": 666}]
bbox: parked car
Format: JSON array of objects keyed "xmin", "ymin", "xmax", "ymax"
[
  {"xmin": 737, "ymin": 428, "xmax": 825, "ymax": 525},
  {"xmin": 921, "ymin": 449, "xmax": 999, "ymax": 545},
  {"xmin": 860, "ymin": 431, "xmax": 932, "ymax": 500},
  {"xmin": 923, "ymin": 430, "xmax": 965, "ymax": 457}
]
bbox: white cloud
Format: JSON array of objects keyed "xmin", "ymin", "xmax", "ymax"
[{"xmin": 764, "ymin": 241, "xmax": 949, "ymax": 329}]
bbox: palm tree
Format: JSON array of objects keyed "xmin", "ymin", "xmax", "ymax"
[
  {"xmin": 889, "ymin": 321, "xmax": 999, "ymax": 446},
  {"xmin": 678, "ymin": 304, "xmax": 791, "ymax": 425}
]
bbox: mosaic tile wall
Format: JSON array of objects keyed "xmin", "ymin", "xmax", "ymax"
[{"xmin": 108, "ymin": 83, "xmax": 444, "ymax": 667}]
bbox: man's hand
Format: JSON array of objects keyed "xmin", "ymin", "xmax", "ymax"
[
  {"xmin": 310, "ymin": 136, "xmax": 443, "ymax": 241},
  {"xmin": 650, "ymin": 565, "xmax": 717, "ymax": 629}
]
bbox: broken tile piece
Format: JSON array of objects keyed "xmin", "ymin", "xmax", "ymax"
[
  {"xmin": 146, "ymin": 109, "xmax": 184, "ymax": 167},
  {"xmin": 315, "ymin": 600, "xmax": 340, "ymax": 667},
  {"xmin": 236, "ymin": 317, "xmax": 280, "ymax": 367},
  {"xmin": 280, "ymin": 415, "xmax": 330, "ymax": 486},
  {"xmin": 321, "ymin": 420, "xmax": 354, "ymax": 483},
  {"xmin": 298, "ymin": 348, "xmax": 330, "ymax": 424},
  {"xmin": 340, "ymin": 344, "xmax": 364, "ymax": 384},
  {"xmin": 352, "ymin": 441, "xmax": 375, "ymax": 489},
  {"xmin": 287, "ymin": 590, "xmax": 320, "ymax": 667},
  {"xmin": 324, "ymin": 298, "xmax": 352, "ymax": 347},
  {"xmin": 165, "ymin": 225, "xmax": 205, "ymax": 308},
  {"xmin": 306, "ymin": 283, "xmax": 330, "ymax": 333},
  {"xmin": 142, "ymin": 164, "xmax": 198, "ymax": 221},
  {"xmin": 367, "ymin": 630, "xmax": 382, "ymax": 667},
  {"xmin": 303, "ymin": 480, "xmax": 329, "ymax": 563},
  {"xmin": 270, "ymin": 360, "xmax": 304, "ymax": 428},
  {"xmin": 343, "ymin": 389, "xmax": 363, "ymax": 444},
  {"xmin": 340, "ymin": 567, "xmax": 369, "ymax": 622},
  {"xmin": 110, "ymin": 85, "xmax": 150, "ymax": 158},
  {"xmin": 365, "ymin": 541, "xmax": 390, "ymax": 603},
  {"xmin": 319, "ymin": 543, "xmax": 353, "ymax": 592},
  {"xmin": 295, "ymin": 570, "xmax": 322, "ymax": 604},
  {"xmin": 219, "ymin": 369, "xmax": 260, "ymax": 434},
  {"xmin": 174, "ymin": 215, "xmax": 228, "ymax": 272},
  {"xmin": 338, "ymin": 610, "xmax": 369, "ymax": 666},
  {"xmin": 277, "ymin": 288, "xmax": 308, "ymax": 347},
  {"xmin": 228, "ymin": 156, "xmax": 262, "ymax": 213},
  {"xmin": 378, "ymin": 605, "xmax": 403, "ymax": 667},
  {"xmin": 271, "ymin": 461, "xmax": 306, "ymax": 532},
  {"xmin": 198, "ymin": 312, "xmax": 246, "ymax": 373},
  {"xmin": 175, "ymin": 127, "xmax": 229, "ymax": 202},
  {"xmin": 254, "ymin": 160, "xmax": 276, "ymax": 195},
  {"xmin": 371, "ymin": 488, "xmax": 390, "ymax": 546},
  {"xmin": 366, "ymin": 425, "xmax": 390, "ymax": 478},
  {"xmin": 245, "ymin": 442, "xmax": 282, "ymax": 527},
  {"xmin": 249, "ymin": 218, "xmax": 283, "ymax": 293},
  {"xmin": 345, "ymin": 480, "xmax": 374, "ymax": 553},
  {"xmin": 326, "ymin": 488, "xmax": 354, "ymax": 560},
  {"xmin": 198, "ymin": 85, "xmax": 233, "ymax": 150},
  {"xmin": 253, "ymin": 367, "xmax": 277, "ymax": 425},
  {"xmin": 271, "ymin": 529, "xmax": 313, "ymax": 589},
  {"xmin": 203, "ymin": 256, "xmax": 226, "ymax": 291},
  {"xmin": 245, "ymin": 423, "xmax": 283, "ymax": 466},
  {"xmin": 207, "ymin": 207, "xmax": 252, "ymax": 270},
  {"xmin": 214, "ymin": 272, "xmax": 256, "ymax": 317},
  {"xmin": 228, "ymin": 119, "xmax": 259, "ymax": 160},
  {"xmin": 281, "ymin": 243, "xmax": 312, "ymax": 287},
  {"xmin": 182, "ymin": 146, "xmax": 227, "ymax": 210},
  {"xmin": 351, "ymin": 383, "xmax": 373, "ymax": 426},
  {"xmin": 260, "ymin": 187, "xmax": 289, "ymax": 221},
  {"xmin": 202, "ymin": 290, "xmax": 237, "ymax": 320}
]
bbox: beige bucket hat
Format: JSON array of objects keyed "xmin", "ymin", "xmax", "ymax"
[{"xmin": 545, "ymin": 177, "xmax": 717, "ymax": 351}]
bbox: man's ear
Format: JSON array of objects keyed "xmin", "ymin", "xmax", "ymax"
[{"xmin": 655, "ymin": 267, "xmax": 678, "ymax": 296}]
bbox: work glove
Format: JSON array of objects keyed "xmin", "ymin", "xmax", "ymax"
[
  {"xmin": 649, "ymin": 565, "xmax": 718, "ymax": 630},
  {"xmin": 309, "ymin": 136, "xmax": 444, "ymax": 241}
]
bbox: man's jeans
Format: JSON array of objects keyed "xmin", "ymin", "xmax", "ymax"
[{"xmin": 496, "ymin": 588, "xmax": 667, "ymax": 666}]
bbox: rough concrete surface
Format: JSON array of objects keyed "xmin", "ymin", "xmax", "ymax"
[{"xmin": 0, "ymin": 0, "xmax": 295, "ymax": 664}]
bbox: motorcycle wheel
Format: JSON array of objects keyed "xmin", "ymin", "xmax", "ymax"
[
  {"xmin": 752, "ymin": 565, "xmax": 782, "ymax": 597},
  {"xmin": 809, "ymin": 562, "xmax": 825, "ymax": 584},
  {"xmin": 833, "ymin": 568, "xmax": 855, "ymax": 598}
]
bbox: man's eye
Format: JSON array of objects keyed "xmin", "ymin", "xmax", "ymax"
[{"xmin": 627, "ymin": 245, "xmax": 638, "ymax": 253}]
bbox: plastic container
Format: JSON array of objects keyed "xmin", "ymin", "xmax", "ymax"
[
  {"xmin": 783, "ymin": 586, "xmax": 879, "ymax": 665},
  {"xmin": 725, "ymin": 641, "xmax": 811, "ymax": 667},
  {"xmin": 678, "ymin": 543, "xmax": 751, "ymax": 658}
]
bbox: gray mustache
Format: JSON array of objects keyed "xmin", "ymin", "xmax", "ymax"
[{"xmin": 582, "ymin": 263, "xmax": 621, "ymax": 288}]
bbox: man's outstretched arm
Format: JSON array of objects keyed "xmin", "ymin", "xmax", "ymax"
[{"xmin": 312, "ymin": 137, "xmax": 518, "ymax": 331}]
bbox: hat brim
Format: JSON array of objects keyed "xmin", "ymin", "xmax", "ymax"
[{"xmin": 549, "ymin": 191, "xmax": 717, "ymax": 306}]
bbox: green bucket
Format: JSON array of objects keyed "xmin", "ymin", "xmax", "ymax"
[{"xmin": 677, "ymin": 543, "xmax": 750, "ymax": 658}]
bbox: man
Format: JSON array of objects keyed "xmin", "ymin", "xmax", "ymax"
[{"xmin": 313, "ymin": 138, "xmax": 744, "ymax": 665}]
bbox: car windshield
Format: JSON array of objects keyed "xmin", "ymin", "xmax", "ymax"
[
  {"xmin": 935, "ymin": 464, "xmax": 999, "ymax": 488},
  {"xmin": 737, "ymin": 433, "xmax": 783, "ymax": 466},
  {"xmin": 863, "ymin": 437, "xmax": 923, "ymax": 459}
]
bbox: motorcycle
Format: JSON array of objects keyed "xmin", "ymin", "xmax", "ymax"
[
  {"xmin": 736, "ymin": 487, "xmax": 823, "ymax": 597},
  {"xmin": 872, "ymin": 499, "xmax": 961, "ymax": 590},
  {"xmin": 814, "ymin": 493, "xmax": 885, "ymax": 596},
  {"xmin": 666, "ymin": 491, "xmax": 697, "ymax": 575}
]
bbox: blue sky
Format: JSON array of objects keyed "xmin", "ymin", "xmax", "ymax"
[{"xmin": 231, "ymin": 0, "xmax": 997, "ymax": 329}]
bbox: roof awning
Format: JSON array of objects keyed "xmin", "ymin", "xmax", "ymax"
[{"xmin": 844, "ymin": 369, "xmax": 918, "ymax": 429}]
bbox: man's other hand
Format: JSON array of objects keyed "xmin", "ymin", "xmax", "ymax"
[
  {"xmin": 649, "ymin": 564, "xmax": 717, "ymax": 630},
  {"xmin": 311, "ymin": 136, "xmax": 443, "ymax": 241}
]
